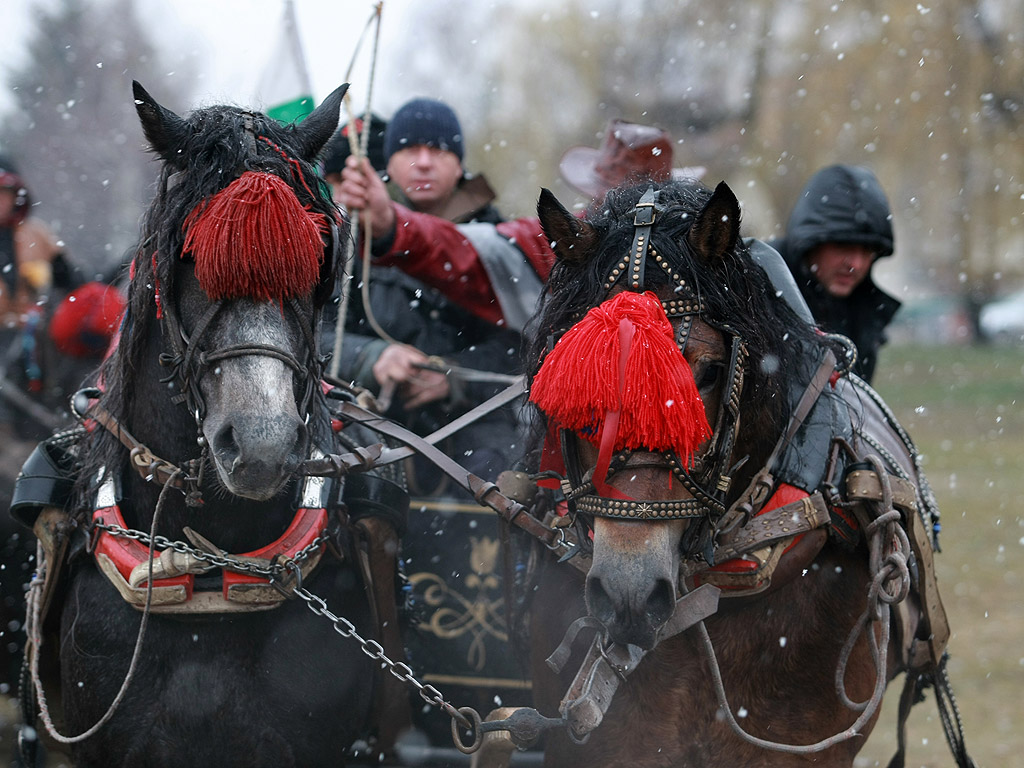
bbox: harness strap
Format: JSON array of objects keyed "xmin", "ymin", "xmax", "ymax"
[
  {"xmin": 888, "ymin": 668, "xmax": 924, "ymax": 768},
  {"xmin": 714, "ymin": 492, "xmax": 829, "ymax": 561},
  {"xmin": 572, "ymin": 494, "xmax": 706, "ymax": 520},
  {"xmin": 351, "ymin": 515, "xmax": 412, "ymax": 756},
  {"xmin": 84, "ymin": 398, "xmax": 192, "ymax": 490},
  {"xmin": 718, "ymin": 349, "xmax": 837, "ymax": 533},
  {"xmin": 548, "ymin": 585, "xmax": 721, "ymax": 740},
  {"xmin": 359, "ymin": 375, "xmax": 527, "ymax": 466},
  {"xmin": 325, "ymin": 400, "xmax": 589, "ymax": 572},
  {"xmin": 845, "ymin": 466, "xmax": 950, "ymax": 668},
  {"xmin": 603, "ymin": 186, "xmax": 658, "ymax": 292}
]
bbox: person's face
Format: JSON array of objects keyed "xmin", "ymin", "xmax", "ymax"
[
  {"xmin": 0, "ymin": 188, "xmax": 16, "ymax": 226},
  {"xmin": 807, "ymin": 243, "xmax": 876, "ymax": 298},
  {"xmin": 386, "ymin": 145, "xmax": 462, "ymax": 212}
]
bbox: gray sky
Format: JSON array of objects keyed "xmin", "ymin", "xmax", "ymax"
[{"xmin": 0, "ymin": 0, "xmax": 420, "ymax": 116}]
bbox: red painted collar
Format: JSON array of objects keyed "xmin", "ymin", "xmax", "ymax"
[{"xmin": 90, "ymin": 468, "xmax": 330, "ymax": 611}]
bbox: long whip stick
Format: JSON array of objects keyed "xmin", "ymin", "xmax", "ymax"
[{"xmin": 330, "ymin": 2, "xmax": 389, "ymax": 378}]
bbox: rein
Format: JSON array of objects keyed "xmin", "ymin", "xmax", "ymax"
[
  {"xmin": 25, "ymin": 467, "xmax": 182, "ymax": 746},
  {"xmin": 331, "ymin": 2, "xmax": 386, "ymax": 378}
]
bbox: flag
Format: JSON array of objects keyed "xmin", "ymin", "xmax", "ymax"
[{"xmin": 257, "ymin": 0, "xmax": 314, "ymax": 123}]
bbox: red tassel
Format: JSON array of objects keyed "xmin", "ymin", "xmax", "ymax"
[
  {"xmin": 530, "ymin": 291, "xmax": 711, "ymax": 463},
  {"xmin": 182, "ymin": 171, "xmax": 326, "ymax": 302}
]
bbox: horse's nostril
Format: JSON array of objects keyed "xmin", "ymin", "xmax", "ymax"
[
  {"xmin": 646, "ymin": 577, "xmax": 676, "ymax": 630},
  {"xmin": 585, "ymin": 575, "xmax": 615, "ymax": 627},
  {"xmin": 212, "ymin": 424, "xmax": 240, "ymax": 466}
]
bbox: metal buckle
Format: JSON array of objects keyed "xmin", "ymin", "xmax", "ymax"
[{"xmin": 633, "ymin": 199, "xmax": 656, "ymax": 226}]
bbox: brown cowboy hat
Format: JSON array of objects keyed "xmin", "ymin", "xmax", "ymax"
[{"xmin": 559, "ymin": 119, "xmax": 706, "ymax": 199}]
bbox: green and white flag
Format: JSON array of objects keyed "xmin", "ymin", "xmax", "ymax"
[{"xmin": 258, "ymin": 0, "xmax": 314, "ymax": 123}]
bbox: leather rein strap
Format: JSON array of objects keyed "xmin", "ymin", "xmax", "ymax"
[
  {"xmin": 302, "ymin": 379, "xmax": 588, "ymax": 572},
  {"xmin": 82, "ymin": 396, "xmax": 194, "ymax": 491}
]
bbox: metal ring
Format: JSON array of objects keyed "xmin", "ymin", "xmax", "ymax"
[{"xmin": 451, "ymin": 706, "xmax": 483, "ymax": 754}]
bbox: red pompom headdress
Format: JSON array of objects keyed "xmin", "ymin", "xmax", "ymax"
[
  {"xmin": 530, "ymin": 290, "xmax": 711, "ymax": 465},
  {"xmin": 182, "ymin": 171, "xmax": 327, "ymax": 302}
]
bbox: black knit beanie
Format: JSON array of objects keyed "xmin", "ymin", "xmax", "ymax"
[{"xmin": 383, "ymin": 98, "xmax": 464, "ymax": 163}]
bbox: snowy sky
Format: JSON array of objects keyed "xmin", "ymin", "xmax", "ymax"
[{"xmin": 0, "ymin": 0, "xmax": 420, "ymax": 116}]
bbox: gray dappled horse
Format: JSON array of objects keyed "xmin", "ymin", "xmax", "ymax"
[{"xmin": 14, "ymin": 82, "xmax": 399, "ymax": 767}]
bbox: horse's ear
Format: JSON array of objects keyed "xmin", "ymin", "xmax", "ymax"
[
  {"xmin": 687, "ymin": 181, "xmax": 741, "ymax": 264},
  {"xmin": 291, "ymin": 83, "xmax": 350, "ymax": 161},
  {"xmin": 133, "ymin": 80, "xmax": 192, "ymax": 162},
  {"xmin": 537, "ymin": 188, "xmax": 597, "ymax": 265}
]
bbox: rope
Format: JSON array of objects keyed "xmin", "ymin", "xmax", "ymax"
[
  {"xmin": 933, "ymin": 654, "xmax": 978, "ymax": 767},
  {"xmin": 26, "ymin": 470, "xmax": 183, "ymax": 744},
  {"xmin": 693, "ymin": 452, "xmax": 912, "ymax": 755}
]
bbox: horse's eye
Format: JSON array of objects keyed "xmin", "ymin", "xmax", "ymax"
[{"xmin": 696, "ymin": 363, "xmax": 724, "ymax": 391}]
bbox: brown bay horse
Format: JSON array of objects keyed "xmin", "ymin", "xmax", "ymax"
[{"xmin": 503, "ymin": 180, "xmax": 973, "ymax": 768}]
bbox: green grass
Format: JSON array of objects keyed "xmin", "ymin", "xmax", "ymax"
[{"xmin": 856, "ymin": 343, "xmax": 1024, "ymax": 768}]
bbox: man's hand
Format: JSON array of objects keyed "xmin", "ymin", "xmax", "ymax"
[
  {"xmin": 331, "ymin": 155, "xmax": 396, "ymax": 238},
  {"xmin": 372, "ymin": 344, "xmax": 450, "ymax": 409}
]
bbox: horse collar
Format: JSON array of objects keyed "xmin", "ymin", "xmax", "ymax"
[{"xmin": 89, "ymin": 458, "xmax": 333, "ymax": 614}]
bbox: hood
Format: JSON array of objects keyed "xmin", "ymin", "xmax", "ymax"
[{"xmin": 784, "ymin": 164, "xmax": 894, "ymax": 267}]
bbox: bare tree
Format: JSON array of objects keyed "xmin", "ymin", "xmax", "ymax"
[
  {"xmin": 363, "ymin": 0, "xmax": 1024, "ymax": 333},
  {"xmin": 0, "ymin": 0, "xmax": 194, "ymax": 277}
]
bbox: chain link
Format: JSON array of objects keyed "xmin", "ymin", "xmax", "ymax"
[
  {"xmin": 95, "ymin": 522, "xmax": 474, "ymax": 733},
  {"xmin": 92, "ymin": 522, "xmax": 330, "ymax": 578},
  {"xmin": 289, "ymin": 585, "xmax": 472, "ymax": 730}
]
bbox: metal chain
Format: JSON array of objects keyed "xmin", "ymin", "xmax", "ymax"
[
  {"xmin": 92, "ymin": 522, "xmax": 330, "ymax": 578},
  {"xmin": 96, "ymin": 522, "xmax": 476, "ymax": 735},
  {"xmin": 286, "ymin": 584, "xmax": 472, "ymax": 730}
]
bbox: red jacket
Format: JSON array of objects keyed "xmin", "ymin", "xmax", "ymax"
[{"xmin": 374, "ymin": 203, "xmax": 555, "ymax": 326}]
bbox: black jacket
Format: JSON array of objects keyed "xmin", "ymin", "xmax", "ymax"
[
  {"xmin": 773, "ymin": 165, "xmax": 901, "ymax": 383},
  {"xmin": 323, "ymin": 176, "xmax": 521, "ymax": 484}
]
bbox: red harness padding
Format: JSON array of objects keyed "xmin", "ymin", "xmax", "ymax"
[
  {"xmin": 92, "ymin": 501, "xmax": 328, "ymax": 601},
  {"xmin": 701, "ymin": 482, "xmax": 809, "ymax": 580}
]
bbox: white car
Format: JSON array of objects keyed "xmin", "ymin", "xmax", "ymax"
[{"xmin": 980, "ymin": 289, "xmax": 1024, "ymax": 342}]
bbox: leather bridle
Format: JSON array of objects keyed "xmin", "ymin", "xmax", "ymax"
[
  {"xmin": 550, "ymin": 187, "xmax": 749, "ymax": 549},
  {"xmin": 156, "ymin": 291, "xmax": 325, "ymax": 429}
]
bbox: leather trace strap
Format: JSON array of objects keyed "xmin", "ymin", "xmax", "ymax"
[
  {"xmin": 367, "ymin": 375, "xmax": 527, "ymax": 466},
  {"xmin": 303, "ymin": 385, "xmax": 589, "ymax": 572}
]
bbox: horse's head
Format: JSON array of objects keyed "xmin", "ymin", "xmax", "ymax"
[
  {"xmin": 529, "ymin": 181, "xmax": 827, "ymax": 648},
  {"xmin": 110, "ymin": 82, "xmax": 347, "ymax": 501}
]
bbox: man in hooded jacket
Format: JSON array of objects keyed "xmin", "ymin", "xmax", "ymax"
[{"xmin": 770, "ymin": 164, "xmax": 901, "ymax": 383}]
